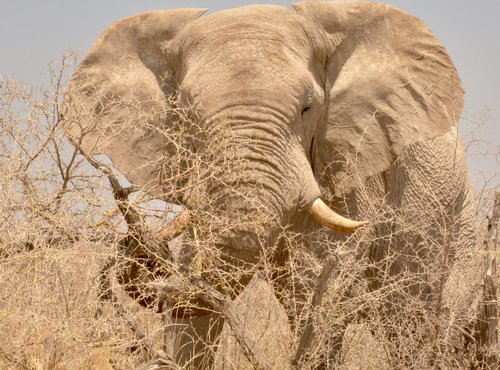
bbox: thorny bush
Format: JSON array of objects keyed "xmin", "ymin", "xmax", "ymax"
[{"xmin": 0, "ymin": 57, "xmax": 498, "ymax": 369}]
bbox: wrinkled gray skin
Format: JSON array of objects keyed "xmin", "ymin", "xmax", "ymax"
[{"xmin": 63, "ymin": 1, "xmax": 482, "ymax": 368}]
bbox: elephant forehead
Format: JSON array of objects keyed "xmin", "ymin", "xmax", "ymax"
[
  {"xmin": 174, "ymin": 7, "xmax": 321, "ymax": 107},
  {"xmin": 179, "ymin": 5, "xmax": 313, "ymax": 59}
]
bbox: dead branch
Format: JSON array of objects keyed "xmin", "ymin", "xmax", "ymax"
[
  {"xmin": 292, "ymin": 255, "xmax": 338, "ymax": 369},
  {"xmin": 158, "ymin": 273, "xmax": 276, "ymax": 370},
  {"xmin": 476, "ymin": 191, "xmax": 500, "ymax": 367}
]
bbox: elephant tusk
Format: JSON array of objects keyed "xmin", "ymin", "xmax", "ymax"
[
  {"xmin": 308, "ymin": 199, "xmax": 369, "ymax": 233},
  {"xmin": 158, "ymin": 210, "xmax": 191, "ymax": 242}
]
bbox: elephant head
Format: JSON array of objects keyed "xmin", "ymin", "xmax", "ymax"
[{"xmin": 62, "ymin": 1, "xmax": 463, "ymax": 286}]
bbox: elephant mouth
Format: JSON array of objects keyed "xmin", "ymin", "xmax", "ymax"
[{"xmin": 158, "ymin": 196, "xmax": 367, "ymax": 243}]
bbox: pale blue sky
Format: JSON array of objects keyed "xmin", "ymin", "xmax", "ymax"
[{"xmin": 1, "ymin": 1, "xmax": 498, "ymax": 186}]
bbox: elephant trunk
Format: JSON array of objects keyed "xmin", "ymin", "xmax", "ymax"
[{"xmin": 160, "ymin": 106, "xmax": 366, "ymax": 248}]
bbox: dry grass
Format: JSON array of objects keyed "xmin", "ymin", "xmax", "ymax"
[{"xmin": 0, "ymin": 57, "xmax": 498, "ymax": 369}]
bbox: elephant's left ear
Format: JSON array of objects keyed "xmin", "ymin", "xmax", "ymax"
[{"xmin": 294, "ymin": 1, "xmax": 464, "ymax": 194}]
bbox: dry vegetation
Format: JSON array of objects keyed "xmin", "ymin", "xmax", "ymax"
[{"xmin": 0, "ymin": 57, "xmax": 499, "ymax": 369}]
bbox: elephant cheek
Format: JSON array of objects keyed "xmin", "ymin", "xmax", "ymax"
[{"xmin": 293, "ymin": 144, "xmax": 323, "ymax": 214}]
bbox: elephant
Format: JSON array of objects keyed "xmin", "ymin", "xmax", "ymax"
[{"xmin": 62, "ymin": 1, "xmax": 484, "ymax": 368}]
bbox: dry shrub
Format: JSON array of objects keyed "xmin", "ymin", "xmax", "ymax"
[
  {"xmin": 0, "ymin": 57, "xmax": 498, "ymax": 369},
  {"xmin": 0, "ymin": 56, "xmax": 154, "ymax": 369}
]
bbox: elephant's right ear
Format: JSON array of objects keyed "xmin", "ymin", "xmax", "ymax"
[
  {"xmin": 294, "ymin": 1, "xmax": 464, "ymax": 195},
  {"xmin": 62, "ymin": 9, "xmax": 206, "ymax": 194}
]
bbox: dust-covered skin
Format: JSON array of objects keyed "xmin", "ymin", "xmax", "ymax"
[{"xmin": 62, "ymin": 2, "xmax": 481, "ymax": 368}]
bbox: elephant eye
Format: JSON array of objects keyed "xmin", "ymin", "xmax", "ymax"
[{"xmin": 302, "ymin": 95, "xmax": 313, "ymax": 117}]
